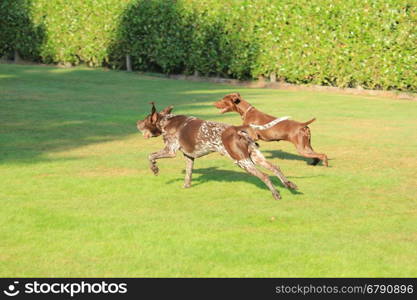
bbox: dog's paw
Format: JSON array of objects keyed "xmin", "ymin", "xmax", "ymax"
[
  {"xmin": 309, "ymin": 159, "xmax": 320, "ymax": 166},
  {"xmin": 272, "ymin": 191, "xmax": 281, "ymax": 200},
  {"xmin": 285, "ymin": 181, "xmax": 298, "ymax": 190},
  {"xmin": 150, "ymin": 164, "xmax": 159, "ymax": 176}
]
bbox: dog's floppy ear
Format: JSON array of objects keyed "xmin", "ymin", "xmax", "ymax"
[
  {"xmin": 160, "ymin": 105, "xmax": 174, "ymax": 116},
  {"xmin": 150, "ymin": 102, "xmax": 158, "ymax": 123}
]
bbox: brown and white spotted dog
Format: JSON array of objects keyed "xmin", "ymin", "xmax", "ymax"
[{"xmin": 137, "ymin": 102, "xmax": 298, "ymax": 200}]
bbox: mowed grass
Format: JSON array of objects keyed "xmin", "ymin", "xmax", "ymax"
[{"xmin": 1, "ymin": 64, "xmax": 416, "ymax": 277}]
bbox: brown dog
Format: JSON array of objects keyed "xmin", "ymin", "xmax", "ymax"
[
  {"xmin": 137, "ymin": 102, "xmax": 298, "ymax": 200},
  {"xmin": 214, "ymin": 93, "xmax": 328, "ymax": 166}
]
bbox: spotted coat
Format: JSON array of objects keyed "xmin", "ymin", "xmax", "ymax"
[{"xmin": 137, "ymin": 109, "xmax": 298, "ymax": 200}]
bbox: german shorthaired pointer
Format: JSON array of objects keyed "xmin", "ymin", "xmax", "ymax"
[
  {"xmin": 137, "ymin": 103, "xmax": 298, "ymax": 200},
  {"xmin": 214, "ymin": 93, "xmax": 328, "ymax": 166}
]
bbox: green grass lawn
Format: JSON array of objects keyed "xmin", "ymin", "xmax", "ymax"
[{"xmin": 1, "ymin": 64, "xmax": 416, "ymax": 277}]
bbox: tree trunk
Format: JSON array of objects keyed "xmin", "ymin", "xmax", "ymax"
[
  {"xmin": 126, "ymin": 55, "xmax": 132, "ymax": 72},
  {"xmin": 14, "ymin": 50, "xmax": 21, "ymax": 63},
  {"xmin": 269, "ymin": 72, "xmax": 276, "ymax": 83}
]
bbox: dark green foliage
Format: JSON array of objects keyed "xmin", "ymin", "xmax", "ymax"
[
  {"xmin": 0, "ymin": 0, "xmax": 45, "ymax": 60},
  {"xmin": 1, "ymin": 0, "xmax": 416, "ymax": 91},
  {"xmin": 112, "ymin": 0, "xmax": 191, "ymax": 73}
]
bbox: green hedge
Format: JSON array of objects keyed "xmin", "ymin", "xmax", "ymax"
[
  {"xmin": 1, "ymin": 0, "xmax": 416, "ymax": 91},
  {"xmin": 1, "ymin": 0, "xmax": 129, "ymax": 65}
]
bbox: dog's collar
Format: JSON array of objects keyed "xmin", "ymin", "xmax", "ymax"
[{"xmin": 241, "ymin": 105, "xmax": 254, "ymax": 120}]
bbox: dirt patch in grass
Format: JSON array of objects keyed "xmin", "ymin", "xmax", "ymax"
[
  {"xmin": 3, "ymin": 60, "xmax": 416, "ymax": 101},
  {"xmin": 168, "ymin": 74, "xmax": 417, "ymax": 101}
]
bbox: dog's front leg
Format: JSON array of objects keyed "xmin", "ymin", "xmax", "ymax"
[
  {"xmin": 183, "ymin": 154, "xmax": 194, "ymax": 188},
  {"xmin": 148, "ymin": 147, "xmax": 176, "ymax": 175}
]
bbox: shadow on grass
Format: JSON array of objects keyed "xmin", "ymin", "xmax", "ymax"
[
  {"xmin": 166, "ymin": 167, "xmax": 303, "ymax": 195},
  {"xmin": 262, "ymin": 149, "xmax": 330, "ymax": 166},
  {"xmin": 0, "ymin": 65, "xmax": 237, "ymax": 164}
]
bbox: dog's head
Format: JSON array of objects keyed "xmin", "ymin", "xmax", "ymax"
[
  {"xmin": 136, "ymin": 102, "xmax": 173, "ymax": 139},
  {"xmin": 213, "ymin": 92, "xmax": 242, "ymax": 114}
]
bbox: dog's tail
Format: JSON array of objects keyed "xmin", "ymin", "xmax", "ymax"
[
  {"xmin": 301, "ymin": 118, "xmax": 316, "ymax": 126},
  {"xmin": 249, "ymin": 116, "xmax": 290, "ymax": 130}
]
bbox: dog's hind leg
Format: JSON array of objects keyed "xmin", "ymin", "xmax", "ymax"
[
  {"xmin": 295, "ymin": 145, "xmax": 328, "ymax": 167},
  {"xmin": 250, "ymin": 148, "xmax": 298, "ymax": 190},
  {"xmin": 183, "ymin": 154, "xmax": 194, "ymax": 188},
  {"xmin": 295, "ymin": 127, "xmax": 328, "ymax": 167},
  {"xmin": 309, "ymin": 157, "xmax": 321, "ymax": 166},
  {"xmin": 236, "ymin": 158, "xmax": 281, "ymax": 200}
]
